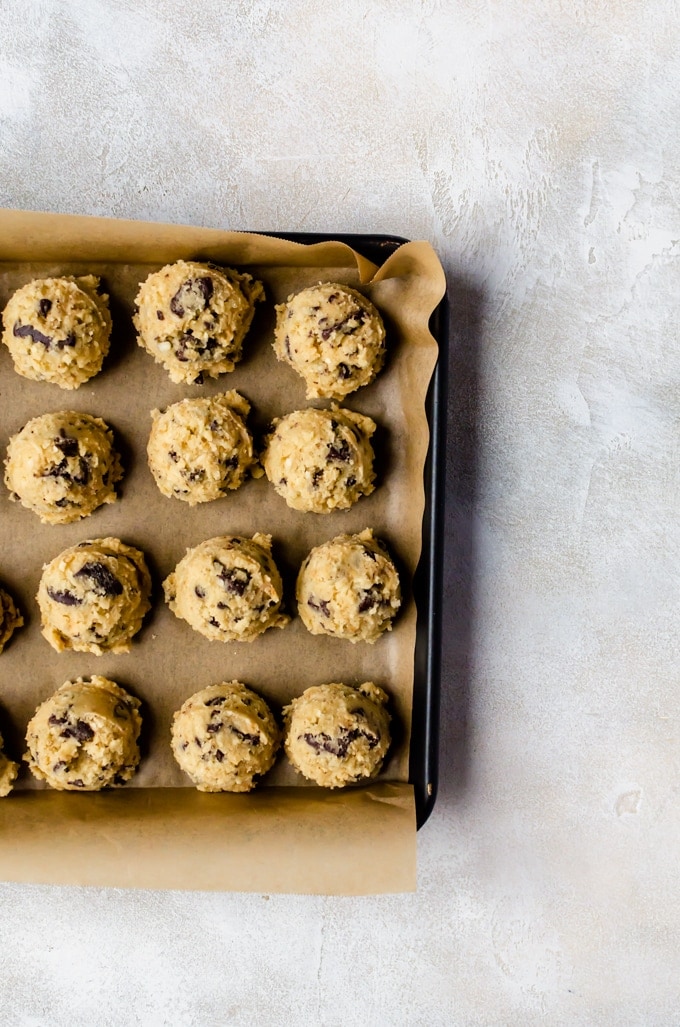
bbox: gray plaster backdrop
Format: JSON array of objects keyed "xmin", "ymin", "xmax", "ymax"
[{"xmin": 1, "ymin": 1, "xmax": 679, "ymax": 1024}]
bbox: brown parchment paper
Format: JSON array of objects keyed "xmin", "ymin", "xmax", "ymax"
[{"xmin": 0, "ymin": 209, "xmax": 445, "ymax": 894}]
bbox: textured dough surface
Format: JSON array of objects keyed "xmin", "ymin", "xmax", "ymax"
[
  {"xmin": 273, "ymin": 282, "xmax": 386, "ymax": 399},
  {"xmin": 171, "ymin": 681, "xmax": 280, "ymax": 792},
  {"xmin": 24, "ymin": 676, "xmax": 142, "ymax": 791},
  {"xmin": 164, "ymin": 534, "xmax": 289, "ymax": 643},
  {"xmin": 283, "ymin": 682, "xmax": 391, "ymax": 788},
  {"xmin": 148, "ymin": 391, "xmax": 257, "ymax": 504},
  {"xmin": 134, "ymin": 260, "xmax": 264, "ymax": 384},
  {"xmin": 4, "ymin": 410, "xmax": 122, "ymax": 524},
  {"xmin": 0, "ymin": 731, "xmax": 19, "ymax": 797},
  {"xmin": 37, "ymin": 537, "xmax": 152, "ymax": 654},
  {"xmin": 0, "ymin": 586, "xmax": 23, "ymax": 654},
  {"xmin": 262, "ymin": 405, "xmax": 376, "ymax": 513},
  {"xmin": 2, "ymin": 275, "xmax": 111, "ymax": 389},
  {"xmin": 296, "ymin": 528, "xmax": 401, "ymax": 643}
]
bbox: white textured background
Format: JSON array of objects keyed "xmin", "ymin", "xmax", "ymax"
[{"xmin": 2, "ymin": 1, "xmax": 679, "ymax": 1024}]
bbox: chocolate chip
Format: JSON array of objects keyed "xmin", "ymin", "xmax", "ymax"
[
  {"xmin": 204, "ymin": 696, "xmax": 224, "ymax": 707},
  {"xmin": 46, "ymin": 586, "xmax": 82, "ymax": 606},
  {"xmin": 230, "ymin": 726, "xmax": 260, "ymax": 745},
  {"xmin": 71, "ymin": 779, "xmax": 85, "ymax": 788},
  {"xmin": 38, "ymin": 298, "xmax": 52, "ymax": 317},
  {"xmin": 48, "ymin": 714, "xmax": 68, "ymax": 726},
  {"xmin": 320, "ymin": 309, "xmax": 366, "ymax": 341},
  {"xmin": 53, "ymin": 761, "xmax": 68, "ymax": 772},
  {"xmin": 61, "ymin": 720, "xmax": 95, "ymax": 743},
  {"xmin": 214, "ymin": 749, "xmax": 224, "ymax": 762},
  {"xmin": 206, "ymin": 722, "xmax": 222, "ymax": 733},
  {"xmin": 338, "ymin": 362, "xmax": 352, "ymax": 379},
  {"xmin": 195, "ymin": 585, "xmax": 206, "ymax": 599},
  {"xmin": 327, "ymin": 439, "xmax": 351, "ymax": 463},
  {"xmin": 13, "ymin": 322, "xmax": 53, "ymax": 347},
  {"xmin": 223, "ymin": 454, "xmax": 239, "ymax": 471},
  {"xmin": 54, "ymin": 498, "xmax": 70, "ymax": 508},
  {"xmin": 157, "ymin": 310, "xmax": 165, "ymax": 320},
  {"xmin": 215, "ymin": 564, "xmax": 251, "ymax": 596},
  {"xmin": 311, "ymin": 469, "xmax": 323, "ymax": 488},
  {"xmin": 208, "ymin": 616, "xmax": 220, "ymax": 628},
  {"xmin": 345, "ymin": 475, "xmax": 356, "ymax": 487},
  {"xmin": 307, "ymin": 597, "xmax": 330, "ymax": 618},
  {"xmin": 358, "ymin": 584, "xmax": 384, "ymax": 613},
  {"xmin": 169, "ymin": 450, "xmax": 179, "ymax": 462},
  {"xmin": 55, "ymin": 333, "xmax": 76, "ymax": 349},
  {"xmin": 74, "ymin": 562, "xmax": 123, "ymax": 597},
  {"xmin": 170, "ymin": 276, "xmax": 214, "ymax": 317},
  {"xmin": 54, "ymin": 431, "xmax": 79, "ymax": 457},
  {"xmin": 303, "ymin": 726, "xmax": 377, "ymax": 758}
]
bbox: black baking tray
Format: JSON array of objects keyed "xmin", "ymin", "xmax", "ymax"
[{"xmin": 262, "ymin": 233, "xmax": 447, "ymax": 828}]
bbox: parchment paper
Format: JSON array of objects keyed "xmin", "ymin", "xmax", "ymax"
[{"xmin": 0, "ymin": 209, "xmax": 445, "ymax": 894}]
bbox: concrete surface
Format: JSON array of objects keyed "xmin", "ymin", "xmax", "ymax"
[{"xmin": 1, "ymin": 1, "xmax": 679, "ymax": 1024}]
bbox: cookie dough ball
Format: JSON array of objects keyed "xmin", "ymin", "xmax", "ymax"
[
  {"xmin": 4, "ymin": 411, "xmax": 122, "ymax": 525},
  {"xmin": 273, "ymin": 283, "xmax": 386, "ymax": 399},
  {"xmin": 296, "ymin": 528, "xmax": 401, "ymax": 643},
  {"xmin": 2, "ymin": 275, "xmax": 111, "ymax": 389},
  {"xmin": 284, "ymin": 682, "xmax": 391, "ymax": 788},
  {"xmin": 0, "ymin": 586, "xmax": 23, "ymax": 654},
  {"xmin": 148, "ymin": 391, "xmax": 258, "ymax": 504},
  {"xmin": 163, "ymin": 534, "xmax": 289, "ymax": 643},
  {"xmin": 24, "ymin": 676, "xmax": 142, "ymax": 791},
  {"xmin": 262, "ymin": 406, "xmax": 376, "ymax": 514},
  {"xmin": 0, "ymin": 731, "xmax": 19, "ymax": 797},
  {"xmin": 37, "ymin": 538, "xmax": 152, "ymax": 655},
  {"xmin": 171, "ymin": 682, "xmax": 280, "ymax": 792},
  {"xmin": 134, "ymin": 260, "xmax": 264, "ymax": 385}
]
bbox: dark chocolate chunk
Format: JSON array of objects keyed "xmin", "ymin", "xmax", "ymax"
[
  {"xmin": 195, "ymin": 585, "xmax": 206, "ymax": 599},
  {"xmin": 206, "ymin": 722, "xmax": 221, "ymax": 733},
  {"xmin": 61, "ymin": 720, "xmax": 95, "ymax": 743},
  {"xmin": 38, "ymin": 298, "xmax": 52, "ymax": 317},
  {"xmin": 345, "ymin": 475, "xmax": 356, "ymax": 487},
  {"xmin": 54, "ymin": 431, "xmax": 79, "ymax": 457},
  {"xmin": 230, "ymin": 726, "xmax": 260, "ymax": 746},
  {"xmin": 214, "ymin": 749, "xmax": 224, "ymax": 762},
  {"xmin": 168, "ymin": 450, "xmax": 179, "ymax": 463},
  {"xmin": 327, "ymin": 439, "xmax": 351, "ymax": 463},
  {"xmin": 311, "ymin": 469, "xmax": 323, "ymax": 488},
  {"xmin": 157, "ymin": 310, "xmax": 165, "ymax": 320},
  {"xmin": 204, "ymin": 696, "xmax": 225, "ymax": 707},
  {"xmin": 338, "ymin": 362, "xmax": 352, "ymax": 379},
  {"xmin": 169, "ymin": 276, "xmax": 214, "ymax": 317},
  {"xmin": 74, "ymin": 561, "xmax": 123, "ymax": 597},
  {"xmin": 55, "ymin": 333, "xmax": 76, "ymax": 349},
  {"xmin": 13, "ymin": 321, "xmax": 53, "ymax": 347},
  {"xmin": 48, "ymin": 714, "xmax": 68, "ymax": 726},
  {"xmin": 307, "ymin": 597, "xmax": 330, "ymax": 618},
  {"xmin": 358, "ymin": 584, "xmax": 384, "ymax": 613},
  {"xmin": 320, "ymin": 309, "xmax": 366, "ymax": 341},
  {"xmin": 208, "ymin": 616, "xmax": 220, "ymax": 628},
  {"xmin": 302, "ymin": 726, "xmax": 378, "ymax": 758},
  {"xmin": 71, "ymin": 779, "xmax": 86, "ymax": 788},
  {"xmin": 46, "ymin": 586, "xmax": 82, "ymax": 607},
  {"xmin": 215, "ymin": 564, "xmax": 251, "ymax": 596}
]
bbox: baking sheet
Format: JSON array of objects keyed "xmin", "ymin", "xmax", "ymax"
[{"xmin": 0, "ymin": 209, "xmax": 445, "ymax": 893}]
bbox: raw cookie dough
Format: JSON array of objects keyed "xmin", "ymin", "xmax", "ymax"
[
  {"xmin": 296, "ymin": 528, "xmax": 401, "ymax": 643},
  {"xmin": 134, "ymin": 260, "xmax": 264, "ymax": 385},
  {"xmin": 37, "ymin": 537, "xmax": 152, "ymax": 654},
  {"xmin": 0, "ymin": 731, "xmax": 19, "ymax": 797},
  {"xmin": 24, "ymin": 676, "xmax": 142, "ymax": 791},
  {"xmin": 262, "ymin": 405, "xmax": 376, "ymax": 513},
  {"xmin": 171, "ymin": 681, "xmax": 280, "ymax": 792},
  {"xmin": 163, "ymin": 534, "xmax": 289, "ymax": 643},
  {"xmin": 0, "ymin": 586, "xmax": 23, "ymax": 654},
  {"xmin": 4, "ymin": 411, "xmax": 122, "ymax": 524},
  {"xmin": 273, "ymin": 282, "xmax": 386, "ymax": 399},
  {"xmin": 148, "ymin": 391, "xmax": 257, "ymax": 504},
  {"xmin": 2, "ymin": 275, "xmax": 111, "ymax": 389},
  {"xmin": 283, "ymin": 681, "xmax": 391, "ymax": 788}
]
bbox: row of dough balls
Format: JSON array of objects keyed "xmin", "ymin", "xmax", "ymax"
[
  {"xmin": 3, "ymin": 398, "xmax": 377, "ymax": 524},
  {"xmin": 1, "ymin": 263, "xmax": 387, "ymax": 397},
  {"xmin": 0, "ymin": 676, "xmax": 392, "ymax": 797},
  {"xmin": 0, "ymin": 529, "xmax": 401, "ymax": 655}
]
